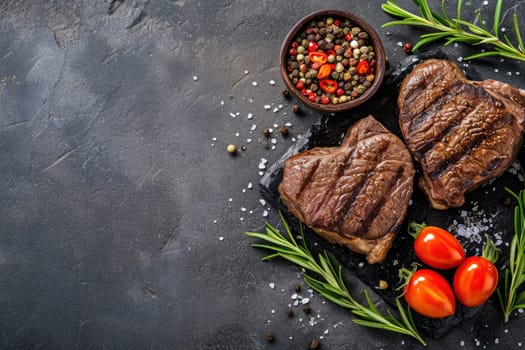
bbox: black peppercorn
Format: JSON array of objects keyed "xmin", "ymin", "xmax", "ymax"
[{"xmin": 265, "ymin": 331, "xmax": 274, "ymax": 342}]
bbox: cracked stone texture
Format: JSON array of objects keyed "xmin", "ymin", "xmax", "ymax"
[{"xmin": 0, "ymin": 1, "xmax": 524, "ymax": 349}]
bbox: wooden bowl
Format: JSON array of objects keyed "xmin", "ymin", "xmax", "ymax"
[{"xmin": 280, "ymin": 9, "xmax": 386, "ymax": 113}]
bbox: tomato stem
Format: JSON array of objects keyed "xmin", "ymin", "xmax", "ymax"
[
  {"xmin": 408, "ymin": 221, "xmax": 427, "ymax": 239},
  {"xmin": 481, "ymin": 234, "xmax": 500, "ymax": 264},
  {"xmin": 397, "ymin": 263, "xmax": 419, "ymax": 293}
]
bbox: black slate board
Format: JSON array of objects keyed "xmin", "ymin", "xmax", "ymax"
[{"xmin": 259, "ymin": 50, "xmax": 524, "ymax": 338}]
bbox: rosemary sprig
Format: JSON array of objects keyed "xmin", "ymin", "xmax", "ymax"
[
  {"xmin": 498, "ymin": 188, "xmax": 525, "ymax": 322},
  {"xmin": 381, "ymin": 0, "xmax": 525, "ymax": 62},
  {"xmin": 245, "ymin": 212, "xmax": 426, "ymax": 346}
]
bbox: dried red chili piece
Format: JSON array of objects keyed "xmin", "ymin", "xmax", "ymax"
[
  {"xmin": 317, "ymin": 64, "xmax": 332, "ymax": 79},
  {"xmin": 319, "ymin": 79, "xmax": 338, "ymax": 94},
  {"xmin": 308, "ymin": 51, "xmax": 327, "ymax": 64},
  {"xmin": 356, "ymin": 60, "xmax": 370, "ymax": 75}
]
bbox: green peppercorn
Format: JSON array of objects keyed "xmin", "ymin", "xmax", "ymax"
[
  {"xmin": 326, "ymin": 17, "xmax": 334, "ymax": 25},
  {"xmin": 356, "ymin": 84, "xmax": 366, "ymax": 94},
  {"xmin": 358, "ymin": 31, "xmax": 369, "ymax": 40},
  {"xmin": 297, "ymin": 46, "xmax": 305, "ymax": 54},
  {"xmin": 351, "ymin": 27, "xmax": 361, "ymax": 36}
]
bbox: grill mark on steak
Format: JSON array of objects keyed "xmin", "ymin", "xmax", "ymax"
[
  {"xmin": 413, "ymin": 85, "xmax": 491, "ymax": 161},
  {"xmin": 341, "ymin": 164, "xmax": 406, "ymax": 237},
  {"xmin": 407, "ymin": 80, "xmax": 465, "ymax": 134},
  {"xmin": 295, "ymin": 158, "xmax": 320, "ymax": 199},
  {"xmin": 310, "ymin": 136, "xmax": 388, "ymax": 228},
  {"xmin": 426, "ymin": 122, "xmax": 497, "ymax": 179}
]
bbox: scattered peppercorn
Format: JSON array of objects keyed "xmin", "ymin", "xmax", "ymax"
[
  {"xmin": 285, "ymin": 307, "xmax": 294, "ymax": 318},
  {"xmin": 402, "ymin": 42, "xmax": 413, "ymax": 53},
  {"xmin": 378, "ymin": 280, "xmax": 388, "ymax": 290},
  {"xmin": 281, "ymin": 88, "xmax": 290, "ymax": 98},
  {"xmin": 279, "ymin": 126, "xmax": 289, "ymax": 136},
  {"xmin": 503, "ymin": 196, "xmax": 513, "ymax": 206},
  {"xmin": 226, "ymin": 144, "xmax": 237, "ymax": 154},
  {"xmin": 263, "ymin": 128, "xmax": 271, "ymax": 138},
  {"xmin": 302, "ymin": 304, "xmax": 312, "ymax": 314},
  {"xmin": 292, "ymin": 104, "xmax": 300, "ymax": 113},
  {"xmin": 265, "ymin": 331, "xmax": 274, "ymax": 342},
  {"xmin": 310, "ymin": 338, "xmax": 320, "ymax": 349},
  {"xmin": 292, "ymin": 282, "xmax": 301, "ymax": 292}
]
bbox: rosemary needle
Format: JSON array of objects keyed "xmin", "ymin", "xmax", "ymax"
[
  {"xmin": 245, "ymin": 212, "xmax": 426, "ymax": 346},
  {"xmin": 498, "ymin": 188, "xmax": 525, "ymax": 322},
  {"xmin": 381, "ymin": 0, "xmax": 525, "ymax": 62}
]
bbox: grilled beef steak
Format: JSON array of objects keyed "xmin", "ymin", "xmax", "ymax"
[
  {"xmin": 278, "ymin": 116, "xmax": 415, "ymax": 264},
  {"xmin": 398, "ymin": 59, "xmax": 525, "ymax": 209}
]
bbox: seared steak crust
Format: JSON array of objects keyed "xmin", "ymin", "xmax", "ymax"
[
  {"xmin": 278, "ymin": 116, "xmax": 415, "ymax": 264},
  {"xmin": 398, "ymin": 59, "xmax": 525, "ymax": 209}
]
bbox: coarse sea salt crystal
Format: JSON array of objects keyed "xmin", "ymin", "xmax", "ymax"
[
  {"xmin": 269, "ymin": 80, "xmax": 275, "ymax": 85},
  {"xmin": 252, "ymin": 81, "xmax": 258, "ymax": 86},
  {"xmin": 250, "ymin": 124, "xmax": 257, "ymax": 131},
  {"xmin": 259, "ymin": 199, "xmax": 266, "ymax": 206},
  {"xmin": 264, "ymin": 104, "xmax": 271, "ymax": 110},
  {"xmin": 193, "ymin": 76, "xmax": 198, "ymax": 81},
  {"xmin": 247, "ymin": 182, "xmax": 253, "ymax": 189},
  {"xmin": 262, "ymin": 210, "xmax": 268, "ymax": 217},
  {"xmin": 269, "ymin": 282, "xmax": 275, "ymax": 289},
  {"xmin": 247, "ymin": 113, "xmax": 253, "ymax": 119}
]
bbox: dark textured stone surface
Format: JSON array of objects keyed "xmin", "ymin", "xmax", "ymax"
[{"xmin": 0, "ymin": 1, "xmax": 524, "ymax": 349}]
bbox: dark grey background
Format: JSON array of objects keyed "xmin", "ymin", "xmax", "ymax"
[{"xmin": 1, "ymin": 1, "xmax": 524, "ymax": 349}]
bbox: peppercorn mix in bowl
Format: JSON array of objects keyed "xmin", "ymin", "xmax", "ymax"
[{"xmin": 280, "ymin": 9, "xmax": 386, "ymax": 113}]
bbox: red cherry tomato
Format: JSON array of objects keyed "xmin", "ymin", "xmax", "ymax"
[
  {"xmin": 410, "ymin": 223, "xmax": 465, "ymax": 270},
  {"xmin": 453, "ymin": 256, "xmax": 499, "ymax": 307},
  {"xmin": 402, "ymin": 269, "xmax": 456, "ymax": 318}
]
